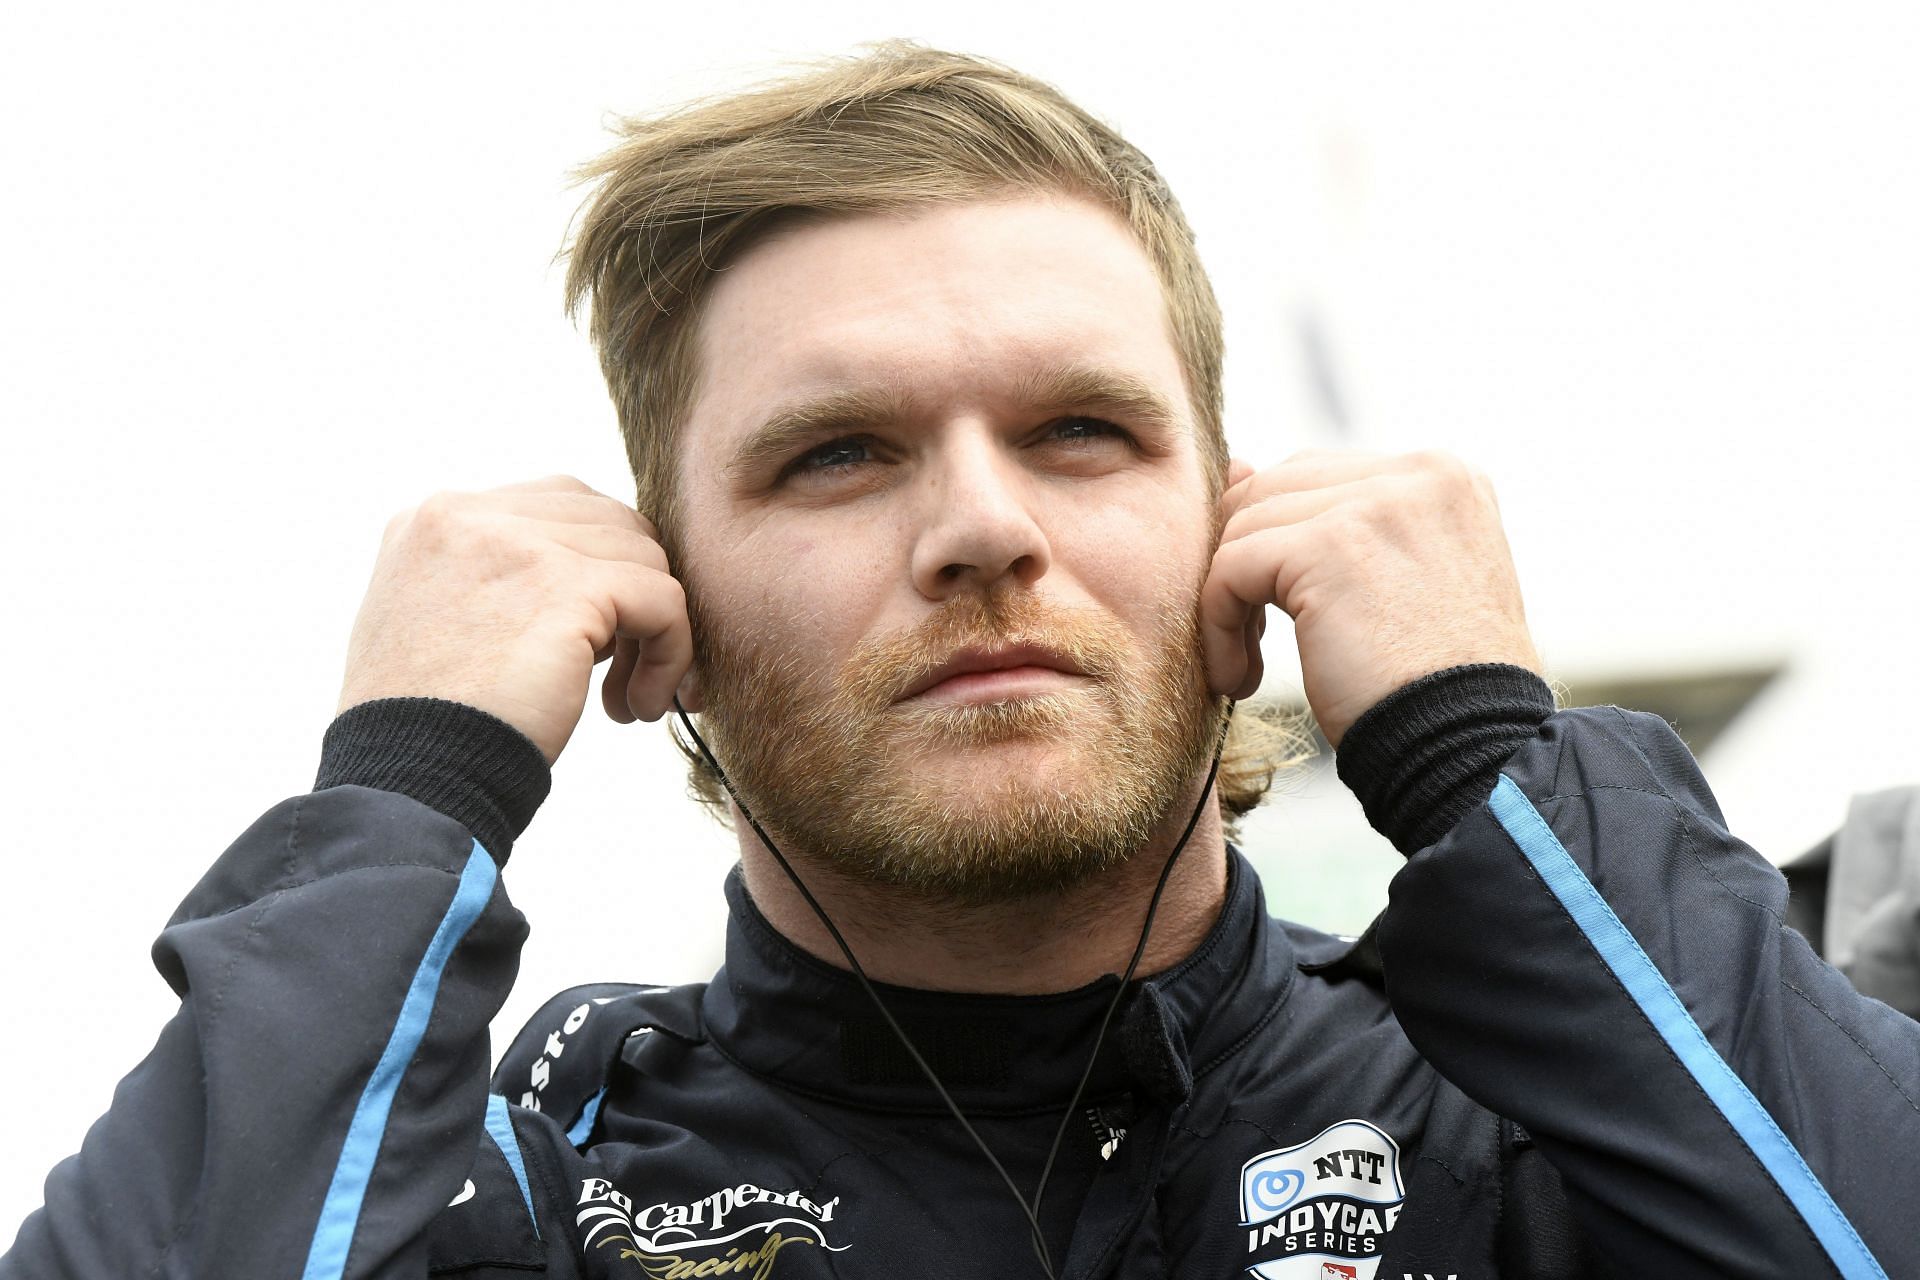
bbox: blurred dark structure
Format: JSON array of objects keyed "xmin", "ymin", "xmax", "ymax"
[
  {"xmin": 1275, "ymin": 662, "xmax": 1787, "ymax": 758},
  {"xmin": 1558, "ymin": 664, "xmax": 1786, "ymax": 757}
]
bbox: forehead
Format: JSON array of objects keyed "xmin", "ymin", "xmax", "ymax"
[{"xmin": 683, "ymin": 192, "xmax": 1191, "ymax": 454}]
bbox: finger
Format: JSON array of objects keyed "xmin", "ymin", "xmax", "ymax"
[
  {"xmin": 1200, "ymin": 524, "xmax": 1313, "ymax": 694},
  {"xmin": 600, "ymin": 636, "xmax": 641, "ymax": 723},
  {"xmin": 626, "ymin": 620, "xmax": 693, "ymax": 724},
  {"xmin": 1235, "ymin": 608, "xmax": 1267, "ymax": 700},
  {"xmin": 485, "ymin": 473, "xmax": 605, "ymax": 497},
  {"xmin": 1218, "ymin": 478, "xmax": 1377, "ymax": 546},
  {"xmin": 1204, "ymin": 524, "xmax": 1314, "ymax": 625},
  {"xmin": 1226, "ymin": 457, "xmax": 1256, "ymax": 489},
  {"xmin": 1201, "ymin": 592, "xmax": 1259, "ymax": 699},
  {"xmin": 587, "ymin": 562, "xmax": 693, "ymax": 722},
  {"xmin": 1219, "ymin": 450, "xmax": 1396, "ymax": 522},
  {"xmin": 465, "ymin": 490, "xmax": 662, "ymax": 539},
  {"xmin": 531, "ymin": 519, "xmax": 670, "ymax": 574}
]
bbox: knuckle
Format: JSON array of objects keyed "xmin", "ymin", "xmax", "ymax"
[
  {"xmin": 495, "ymin": 524, "xmax": 547, "ymax": 569},
  {"xmin": 1416, "ymin": 449, "xmax": 1477, "ymax": 490},
  {"xmin": 622, "ymin": 562, "xmax": 685, "ymax": 618},
  {"xmin": 628, "ymin": 539, "xmax": 670, "ymax": 576},
  {"xmin": 653, "ymin": 571, "xmax": 688, "ymax": 615},
  {"xmin": 1403, "ymin": 453, "xmax": 1475, "ymax": 507},
  {"xmin": 1215, "ymin": 529, "xmax": 1257, "ymax": 568},
  {"xmin": 410, "ymin": 489, "xmax": 464, "ymax": 530},
  {"xmin": 599, "ymin": 494, "xmax": 649, "ymax": 533},
  {"xmin": 588, "ymin": 595, "xmax": 622, "ymax": 643},
  {"xmin": 1328, "ymin": 501, "xmax": 1373, "ymax": 540}
]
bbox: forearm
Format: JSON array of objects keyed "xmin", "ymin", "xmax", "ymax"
[
  {"xmin": 1369, "ymin": 700, "xmax": 1917, "ymax": 1276},
  {"xmin": 5, "ymin": 701, "xmax": 547, "ymax": 1279}
]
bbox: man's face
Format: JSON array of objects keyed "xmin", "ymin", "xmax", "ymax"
[{"xmin": 673, "ymin": 191, "xmax": 1224, "ymax": 902}]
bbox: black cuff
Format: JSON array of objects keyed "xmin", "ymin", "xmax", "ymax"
[
  {"xmin": 1334, "ymin": 663, "xmax": 1555, "ymax": 856},
  {"xmin": 314, "ymin": 697, "xmax": 551, "ymax": 864}
]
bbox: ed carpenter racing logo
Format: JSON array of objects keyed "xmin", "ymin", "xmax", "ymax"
[
  {"xmin": 1238, "ymin": 1118, "xmax": 1405, "ymax": 1280},
  {"xmin": 577, "ymin": 1177, "xmax": 849, "ymax": 1278}
]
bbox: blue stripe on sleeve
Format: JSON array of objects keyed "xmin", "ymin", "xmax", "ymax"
[
  {"xmin": 566, "ymin": 1086, "xmax": 607, "ymax": 1148},
  {"xmin": 485, "ymin": 1094, "xmax": 540, "ymax": 1237},
  {"xmin": 1487, "ymin": 775, "xmax": 1887, "ymax": 1280},
  {"xmin": 302, "ymin": 841, "xmax": 499, "ymax": 1280}
]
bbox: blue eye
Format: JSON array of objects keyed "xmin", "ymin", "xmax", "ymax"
[
  {"xmin": 1049, "ymin": 416, "xmax": 1129, "ymax": 442},
  {"xmin": 793, "ymin": 438, "xmax": 871, "ymax": 473}
]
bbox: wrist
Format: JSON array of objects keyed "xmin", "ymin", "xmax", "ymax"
[
  {"xmin": 315, "ymin": 697, "xmax": 552, "ymax": 863},
  {"xmin": 1334, "ymin": 663, "xmax": 1555, "ymax": 855}
]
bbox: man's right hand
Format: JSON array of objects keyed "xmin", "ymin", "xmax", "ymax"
[{"xmin": 335, "ymin": 475, "xmax": 693, "ymax": 765}]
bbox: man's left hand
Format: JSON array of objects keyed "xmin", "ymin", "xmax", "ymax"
[{"xmin": 1200, "ymin": 449, "xmax": 1543, "ymax": 748}]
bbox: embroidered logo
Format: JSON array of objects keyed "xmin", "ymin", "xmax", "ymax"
[
  {"xmin": 517, "ymin": 990, "xmax": 667, "ymax": 1113},
  {"xmin": 576, "ymin": 1177, "xmax": 849, "ymax": 1278},
  {"xmin": 1239, "ymin": 1119, "xmax": 1405, "ymax": 1280},
  {"xmin": 1086, "ymin": 1105, "xmax": 1128, "ymax": 1162}
]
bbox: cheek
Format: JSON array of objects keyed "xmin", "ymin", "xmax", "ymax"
[
  {"xmin": 1060, "ymin": 492, "xmax": 1213, "ymax": 607},
  {"xmin": 725, "ymin": 529, "xmax": 899, "ymax": 665}
]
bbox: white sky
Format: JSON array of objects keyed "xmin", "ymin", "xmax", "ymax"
[{"xmin": 3, "ymin": 0, "xmax": 1917, "ymax": 1234}]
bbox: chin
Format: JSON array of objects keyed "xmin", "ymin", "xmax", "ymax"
[
  {"xmin": 883, "ymin": 693, "xmax": 1119, "ymax": 779},
  {"xmin": 902, "ymin": 734, "xmax": 1108, "ymax": 794},
  {"xmin": 822, "ymin": 744, "xmax": 1187, "ymax": 906}
]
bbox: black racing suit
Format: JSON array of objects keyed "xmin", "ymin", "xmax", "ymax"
[{"xmin": 4, "ymin": 666, "xmax": 1916, "ymax": 1278}]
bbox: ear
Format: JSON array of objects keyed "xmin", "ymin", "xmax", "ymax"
[{"xmin": 674, "ymin": 665, "xmax": 705, "ymax": 715}]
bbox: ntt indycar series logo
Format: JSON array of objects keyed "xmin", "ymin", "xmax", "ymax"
[
  {"xmin": 1238, "ymin": 1119, "xmax": 1405, "ymax": 1280},
  {"xmin": 576, "ymin": 1177, "xmax": 849, "ymax": 1278}
]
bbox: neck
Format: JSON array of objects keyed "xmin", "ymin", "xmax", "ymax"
[{"xmin": 732, "ymin": 772, "xmax": 1229, "ymax": 995}]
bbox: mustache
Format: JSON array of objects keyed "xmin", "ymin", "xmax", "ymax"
[{"xmin": 840, "ymin": 590, "xmax": 1134, "ymax": 710}]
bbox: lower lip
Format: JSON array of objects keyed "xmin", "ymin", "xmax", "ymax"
[{"xmin": 910, "ymin": 665, "xmax": 1083, "ymax": 706}]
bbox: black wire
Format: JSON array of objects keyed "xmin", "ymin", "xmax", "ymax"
[
  {"xmin": 672, "ymin": 698, "xmax": 1057, "ymax": 1274},
  {"xmin": 1027, "ymin": 705, "xmax": 1232, "ymax": 1230},
  {"xmin": 672, "ymin": 697, "xmax": 1232, "ymax": 1280}
]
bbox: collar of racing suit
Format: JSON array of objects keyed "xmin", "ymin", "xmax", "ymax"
[{"xmin": 698, "ymin": 844, "xmax": 1298, "ymax": 1116}]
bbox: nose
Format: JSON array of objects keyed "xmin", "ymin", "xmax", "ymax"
[{"xmin": 909, "ymin": 426, "xmax": 1052, "ymax": 600}]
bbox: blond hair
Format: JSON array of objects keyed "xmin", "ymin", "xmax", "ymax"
[{"xmin": 563, "ymin": 40, "xmax": 1308, "ymax": 830}]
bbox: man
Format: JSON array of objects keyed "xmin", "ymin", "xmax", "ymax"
[{"xmin": 5, "ymin": 41, "xmax": 1915, "ymax": 1280}]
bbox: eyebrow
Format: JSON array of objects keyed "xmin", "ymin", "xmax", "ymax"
[
  {"xmin": 725, "ymin": 383, "xmax": 917, "ymax": 485},
  {"xmin": 725, "ymin": 360, "xmax": 1187, "ymax": 484}
]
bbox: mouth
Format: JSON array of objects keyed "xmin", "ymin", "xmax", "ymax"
[{"xmin": 897, "ymin": 643, "xmax": 1090, "ymax": 706}]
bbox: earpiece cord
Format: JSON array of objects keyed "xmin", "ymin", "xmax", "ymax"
[
  {"xmin": 671, "ymin": 699, "xmax": 1060, "ymax": 1277},
  {"xmin": 670, "ymin": 697, "xmax": 1232, "ymax": 1280},
  {"xmin": 1026, "ymin": 704, "xmax": 1232, "ymax": 1232}
]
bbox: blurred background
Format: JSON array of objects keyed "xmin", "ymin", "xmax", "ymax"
[{"xmin": 2, "ymin": 0, "xmax": 1916, "ymax": 1235}]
